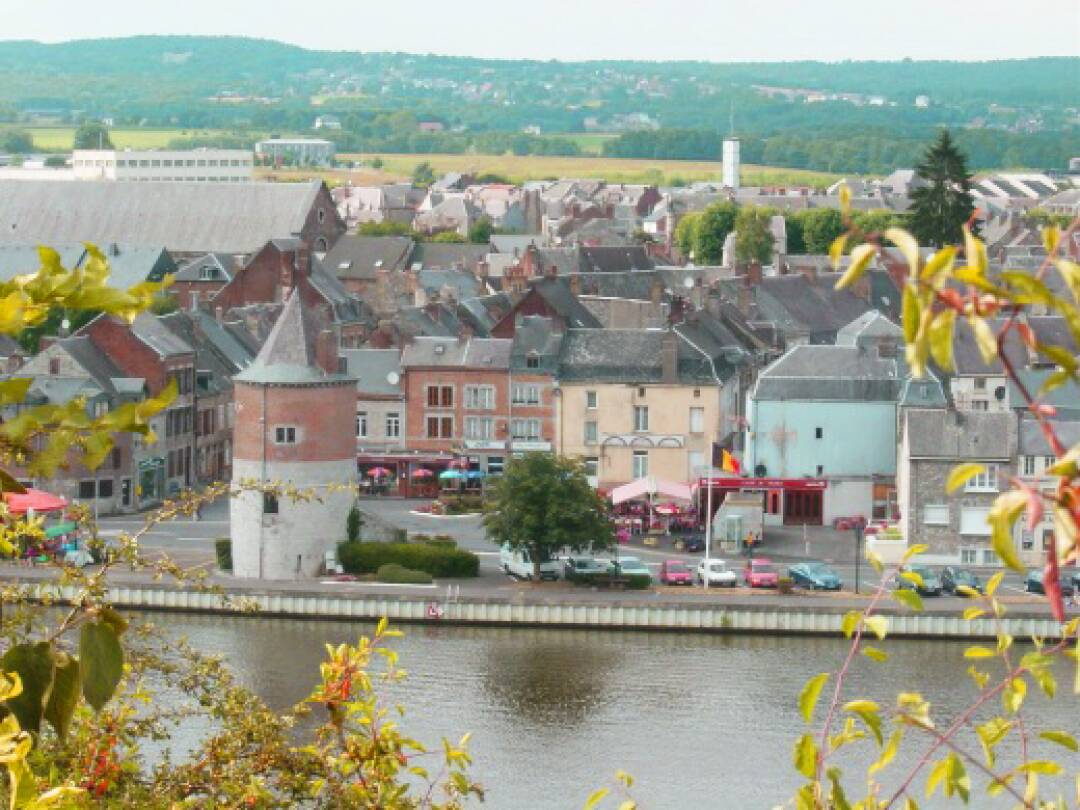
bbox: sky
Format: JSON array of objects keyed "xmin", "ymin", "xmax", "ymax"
[{"xmin": 4, "ymin": 0, "xmax": 1078, "ymax": 62}]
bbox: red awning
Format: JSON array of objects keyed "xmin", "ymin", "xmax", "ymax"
[
  {"xmin": 3, "ymin": 489, "xmax": 68, "ymax": 514},
  {"xmin": 698, "ymin": 477, "xmax": 827, "ymax": 491}
]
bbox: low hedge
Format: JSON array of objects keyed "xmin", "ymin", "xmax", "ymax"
[
  {"xmin": 376, "ymin": 564, "xmax": 434, "ymax": 585},
  {"xmin": 215, "ymin": 538, "xmax": 232, "ymax": 572},
  {"xmin": 420, "ymin": 534, "xmax": 457, "ymax": 548},
  {"xmin": 438, "ymin": 494, "xmax": 486, "ymax": 514},
  {"xmin": 338, "ymin": 542, "xmax": 479, "ymax": 578},
  {"xmin": 572, "ymin": 572, "xmax": 652, "ymax": 590}
]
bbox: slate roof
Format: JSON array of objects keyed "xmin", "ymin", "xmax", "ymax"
[
  {"xmin": 557, "ymin": 328, "xmax": 723, "ymax": 384},
  {"xmin": 489, "ymin": 235, "xmax": 544, "ymax": 254},
  {"xmin": 0, "ymin": 242, "xmax": 175, "ymax": 289},
  {"xmin": 1019, "ymin": 418, "xmax": 1080, "ymax": 455},
  {"xmin": 0, "ymin": 180, "xmax": 325, "ymax": 254},
  {"xmin": 234, "ymin": 290, "xmax": 351, "ymax": 386},
  {"xmin": 173, "ymin": 253, "xmax": 234, "ymax": 283},
  {"xmin": 341, "ymin": 349, "xmax": 403, "ymax": 397},
  {"xmin": 25, "ymin": 337, "xmax": 146, "ymax": 405},
  {"xmin": 836, "ymin": 311, "xmax": 903, "ymax": 348},
  {"xmin": 400, "ymin": 337, "xmax": 511, "ymax": 369},
  {"xmin": 1007, "ymin": 369, "xmax": 1080, "ymax": 419},
  {"xmin": 396, "ymin": 304, "xmax": 463, "ymax": 338},
  {"xmin": 130, "ymin": 313, "xmax": 193, "ymax": 358},
  {"xmin": 159, "ymin": 309, "xmax": 255, "ymax": 392},
  {"xmin": 753, "ymin": 344, "xmax": 904, "ymax": 401},
  {"xmin": 905, "ymin": 409, "xmax": 1014, "ymax": 459},
  {"xmin": 323, "ymin": 235, "xmax": 414, "ymax": 281},
  {"xmin": 417, "ymin": 268, "xmax": 485, "ymax": 301},
  {"xmin": 511, "ymin": 316, "xmax": 564, "ymax": 372},
  {"xmin": 529, "ymin": 277, "xmax": 603, "ymax": 328},
  {"xmin": 410, "ymin": 242, "xmax": 488, "ymax": 271}
]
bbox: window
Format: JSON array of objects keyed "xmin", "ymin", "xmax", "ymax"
[
  {"xmin": 690, "ymin": 407, "xmax": 704, "ymax": 434},
  {"xmin": 693, "ymin": 388, "xmax": 701, "ymax": 398},
  {"xmin": 965, "ymin": 465, "xmax": 998, "ymax": 492},
  {"xmin": 464, "ymin": 417, "xmax": 495, "ymax": 440},
  {"xmin": 638, "ymin": 387, "xmax": 646, "ymax": 397},
  {"xmin": 815, "ymin": 427, "xmax": 823, "ymax": 439},
  {"xmin": 263, "ymin": 493, "xmax": 279, "ymax": 515},
  {"xmin": 973, "ymin": 377, "xmax": 987, "ymax": 390},
  {"xmin": 960, "ymin": 548, "xmax": 978, "ymax": 565},
  {"xmin": 584, "ymin": 421, "xmax": 598, "ymax": 444},
  {"xmin": 1043, "ymin": 456, "xmax": 1056, "ymax": 471},
  {"xmin": 1022, "ymin": 456, "xmax": 1036, "ymax": 475},
  {"xmin": 633, "ymin": 406, "xmax": 649, "ymax": 432},
  {"xmin": 512, "ymin": 384, "xmax": 540, "ymax": 405},
  {"xmin": 274, "ymin": 426, "xmax": 298, "ymax": 444},
  {"xmin": 49, "ymin": 357, "xmax": 60, "ymax": 375},
  {"xmin": 386, "ymin": 412, "xmax": 400, "ymax": 439},
  {"xmin": 1021, "ymin": 529, "xmax": 1034, "ymax": 550},
  {"xmin": 79, "ymin": 480, "xmax": 96, "ymax": 499},
  {"xmin": 584, "ymin": 456, "xmax": 599, "ymax": 478},
  {"xmin": 923, "ymin": 504, "xmax": 949, "ymax": 525},
  {"xmin": 356, "ymin": 412, "xmax": 368, "ymax": 438},
  {"xmin": 959, "ymin": 506, "xmax": 992, "ymax": 536},
  {"xmin": 586, "ymin": 391, "xmax": 597, "ymax": 409},
  {"xmin": 486, "ymin": 456, "xmax": 504, "ymax": 476},
  {"xmin": 427, "ymin": 385, "xmax": 453, "ymax": 408},
  {"xmin": 688, "ymin": 451, "xmax": 704, "ymax": 479},
  {"xmin": 971, "ymin": 400, "xmax": 989, "ymax": 411},
  {"xmin": 511, "ymin": 418, "xmax": 541, "ymax": 441},
  {"xmin": 97, "ymin": 479, "xmax": 113, "ymax": 498},
  {"xmin": 464, "ymin": 385, "xmax": 495, "ymax": 410},
  {"xmin": 426, "ymin": 416, "xmax": 452, "ymax": 439},
  {"xmin": 816, "ymin": 465, "xmax": 824, "ymax": 476},
  {"xmin": 526, "ymin": 355, "xmax": 540, "ymax": 369},
  {"xmin": 632, "ymin": 450, "xmax": 649, "ymax": 478},
  {"xmin": 111, "ymin": 448, "xmax": 121, "ymax": 469}
]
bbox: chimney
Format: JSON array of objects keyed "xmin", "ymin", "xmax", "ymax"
[
  {"xmin": 650, "ymin": 277, "xmax": 664, "ymax": 305},
  {"xmin": 668, "ymin": 296, "xmax": 686, "ymax": 326},
  {"xmin": 736, "ymin": 278, "xmax": 753, "ymax": 317},
  {"xmin": 425, "ymin": 299, "xmax": 441, "ymax": 322},
  {"xmin": 569, "ymin": 274, "xmax": 581, "ymax": 296},
  {"xmin": 214, "ymin": 305, "xmax": 224, "ymax": 323},
  {"xmin": 189, "ymin": 291, "xmax": 200, "ymax": 312},
  {"xmin": 315, "ymin": 329, "xmax": 339, "ymax": 376},
  {"xmin": 661, "ymin": 329, "xmax": 678, "ymax": 384},
  {"xmin": 850, "ymin": 273, "xmax": 872, "ymax": 304},
  {"xmin": 297, "ymin": 243, "xmax": 311, "ymax": 274},
  {"xmin": 747, "ymin": 261, "xmax": 763, "ymax": 284}
]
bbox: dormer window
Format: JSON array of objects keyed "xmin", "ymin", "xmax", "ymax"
[{"xmin": 526, "ymin": 354, "xmax": 540, "ymax": 369}]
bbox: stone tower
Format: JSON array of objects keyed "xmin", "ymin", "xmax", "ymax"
[{"xmin": 230, "ymin": 290, "xmax": 357, "ymax": 579}]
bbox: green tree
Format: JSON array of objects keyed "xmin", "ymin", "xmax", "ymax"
[
  {"xmin": 850, "ymin": 208, "xmax": 906, "ymax": 235},
  {"xmin": 431, "ymin": 231, "xmax": 465, "ymax": 243},
  {"xmin": 692, "ymin": 201, "xmax": 738, "ymax": 265},
  {"xmin": 484, "ymin": 453, "xmax": 613, "ymax": 580},
  {"xmin": 346, "ymin": 504, "xmax": 363, "ymax": 543},
  {"xmin": 734, "ymin": 206, "xmax": 775, "ymax": 265},
  {"xmin": 72, "ymin": 120, "xmax": 114, "ymax": 150},
  {"xmin": 909, "ymin": 129, "xmax": 976, "ymax": 247},
  {"xmin": 411, "ymin": 160, "xmax": 436, "ymax": 187},
  {"xmin": 792, "ymin": 209, "xmax": 845, "ymax": 254},
  {"xmin": 356, "ymin": 220, "xmax": 415, "ymax": 237},
  {"xmin": 0, "ymin": 128, "xmax": 33, "ymax": 154},
  {"xmin": 468, "ymin": 216, "xmax": 494, "ymax": 244},
  {"xmin": 674, "ymin": 212, "xmax": 700, "ymax": 258}
]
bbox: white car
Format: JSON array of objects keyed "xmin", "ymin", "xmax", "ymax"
[{"xmin": 696, "ymin": 558, "xmax": 738, "ymax": 587}]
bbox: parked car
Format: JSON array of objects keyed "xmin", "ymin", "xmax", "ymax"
[
  {"xmin": 679, "ymin": 534, "xmax": 705, "ymax": 553},
  {"xmin": 500, "ymin": 545, "xmax": 560, "ymax": 581},
  {"xmin": 658, "ymin": 559, "xmax": 693, "ymax": 586},
  {"xmin": 940, "ymin": 566, "xmax": 982, "ymax": 595},
  {"xmin": 563, "ymin": 556, "xmax": 607, "ymax": 582},
  {"xmin": 743, "ymin": 558, "xmax": 779, "ymax": 588},
  {"xmin": 607, "ymin": 556, "xmax": 652, "ymax": 583},
  {"xmin": 696, "ymin": 558, "xmax": 738, "ymax": 587},
  {"xmin": 897, "ymin": 565, "xmax": 942, "ymax": 596},
  {"xmin": 788, "ymin": 561, "xmax": 842, "ymax": 591},
  {"xmin": 1024, "ymin": 569, "xmax": 1076, "ymax": 597}
]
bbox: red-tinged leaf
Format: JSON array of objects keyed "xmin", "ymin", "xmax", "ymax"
[
  {"xmin": 936, "ymin": 288, "xmax": 965, "ymax": 311},
  {"xmin": 1016, "ymin": 322, "xmax": 1036, "ymax": 349},
  {"xmin": 1023, "ymin": 486, "xmax": 1044, "ymax": 533},
  {"xmin": 1030, "ymin": 402, "xmax": 1057, "ymax": 418},
  {"xmin": 1044, "ymin": 536, "xmax": 1064, "ymax": 623}
]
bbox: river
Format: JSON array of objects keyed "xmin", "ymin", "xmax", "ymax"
[{"xmin": 148, "ymin": 614, "xmax": 1078, "ymax": 809}]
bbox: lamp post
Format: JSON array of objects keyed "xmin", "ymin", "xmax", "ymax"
[{"xmin": 853, "ymin": 523, "xmax": 865, "ymax": 595}]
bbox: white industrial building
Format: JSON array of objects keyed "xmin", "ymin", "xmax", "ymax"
[
  {"xmin": 255, "ymin": 138, "xmax": 335, "ymax": 167},
  {"xmin": 72, "ymin": 149, "xmax": 254, "ymax": 182}
]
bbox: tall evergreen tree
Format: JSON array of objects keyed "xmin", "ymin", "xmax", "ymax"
[{"xmin": 909, "ymin": 130, "xmax": 976, "ymax": 248}]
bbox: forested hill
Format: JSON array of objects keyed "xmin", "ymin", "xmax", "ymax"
[{"xmin": 0, "ymin": 36, "xmax": 1076, "ymax": 173}]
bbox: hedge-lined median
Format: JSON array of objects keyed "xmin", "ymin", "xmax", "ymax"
[
  {"xmin": 376, "ymin": 564, "xmax": 434, "ymax": 585},
  {"xmin": 338, "ymin": 542, "xmax": 479, "ymax": 578}
]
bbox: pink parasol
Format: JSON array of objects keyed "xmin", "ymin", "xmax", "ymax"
[
  {"xmin": 4, "ymin": 489, "xmax": 67, "ymax": 515},
  {"xmin": 411, "ymin": 468, "xmax": 434, "ymax": 478},
  {"xmin": 367, "ymin": 466, "xmax": 393, "ymax": 478}
]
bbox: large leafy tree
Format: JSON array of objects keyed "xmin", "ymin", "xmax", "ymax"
[
  {"xmin": 673, "ymin": 211, "xmax": 700, "ymax": 258},
  {"xmin": 692, "ymin": 201, "xmax": 738, "ymax": 265},
  {"xmin": 72, "ymin": 121, "xmax": 114, "ymax": 150},
  {"xmin": 793, "ymin": 208, "xmax": 844, "ymax": 254},
  {"xmin": 734, "ymin": 206, "xmax": 775, "ymax": 265},
  {"xmin": 484, "ymin": 453, "xmax": 613, "ymax": 580},
  {"xmin": 909, "ymin": 129, "xmax": 976, "ymax": 248}
]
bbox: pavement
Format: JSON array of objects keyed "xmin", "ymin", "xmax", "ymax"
[{"xmin": 6, "ymin": 495, "xmax": 1063, "ymax": 618}]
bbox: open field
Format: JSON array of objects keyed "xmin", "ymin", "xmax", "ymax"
[
  {"xmin": 2, "ymin": 126, "xmax": 252, "ymax": 151},
  {"xmin": 327, "ymin": 151, "xmax": 841, "ymax": 187}
]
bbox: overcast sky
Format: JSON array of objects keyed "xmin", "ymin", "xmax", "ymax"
[{"xmin": 4, "ymin": 0, "xmax": 1078, "ymax": 62}]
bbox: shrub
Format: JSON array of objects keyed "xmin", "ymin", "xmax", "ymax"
[
  {"xmin": 376, "ymin": 564, "xmax": 434, "ymax": 585},
  {"xmin": 439, "ymin": 494, "xmax": 486, "ymax": 514},
  {"xmin": 571, "ymin": 572, "xmax": 652, "ymax": 590},
  {"xmin": 423, "ymin": 535, "xmax": 457, "ymax": 548},
  {"xmin": 778, "ymin": 577, "xmax": 795, "ymax": 595},
  {"xmin": 338, "ymin": 542, "xmax": 479, "ymax": 578},
  {"xmin": 411, "ymin": 534, "xmax": 432, "ymax": 543},
  {"xmin": 215, "ymin": 537, "xmax": 232, "ymax": 571},
  {"xmin": 346, "ymin": 506, "xmax": 363, "ymax": 543}
]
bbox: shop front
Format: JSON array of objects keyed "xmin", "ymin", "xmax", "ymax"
[{"xmin": 698, "ymin": 476, "xmax": 828, "ymax": 527}]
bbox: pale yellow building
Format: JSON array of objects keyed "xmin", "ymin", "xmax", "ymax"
[{"xmin": 555, "ymin": 327, "xmax": 746, "ymax": 488}]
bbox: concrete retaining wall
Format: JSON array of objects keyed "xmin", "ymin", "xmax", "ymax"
[{"xmin": 25, "ymin": 583, "xmax": 1066, "ymax": 640}]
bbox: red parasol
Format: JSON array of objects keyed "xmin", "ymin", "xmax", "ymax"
[
  {"xmin": 367, "ymin": 467, "xmax": 393, "ymax": 478},
  {"xmin": 4, "ymin": 489, "xmax": 67, "ymax": 515},
  {"xmin": 411, "ymin": 468, "xmax": 434, "ymax": 478}
]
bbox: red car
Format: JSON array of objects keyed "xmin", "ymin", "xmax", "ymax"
[
  {"xmin": 658, "ymin": 559, "xmax": 693, "ymax": 586},
  {"xmin": 743, "ymin": 558, "xmax": 779, "ymax": 588}
]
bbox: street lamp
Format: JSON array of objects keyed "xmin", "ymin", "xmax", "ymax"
[{"xmin": 853, "ymin": 523, "xmax": 865, "ymax": 595}]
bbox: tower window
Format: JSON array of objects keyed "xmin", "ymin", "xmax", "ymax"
[{"xmin": 263, "ymin": 493, "xmax": 279, "ymax": 514}]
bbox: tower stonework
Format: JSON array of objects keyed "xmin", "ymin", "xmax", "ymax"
[{"xmin": 230, "ymin": 290, "xmax": 356, "ymax": 579}]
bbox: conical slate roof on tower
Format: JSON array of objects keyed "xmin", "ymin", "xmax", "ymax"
[{"xmin": 234, "ymin": 289, "xmax": 350, "ymax": 385}]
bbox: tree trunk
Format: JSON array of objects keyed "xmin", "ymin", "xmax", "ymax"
[{"xmin": 532, "ymin": 545, "xmax": 542, "ymax": 582}]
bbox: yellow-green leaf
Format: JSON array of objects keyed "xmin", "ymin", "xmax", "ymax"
[
  {"xmin": 864, "ymin": 616, "xmax": 888, "ymax": 641},
  {"xmin": 920, "ymin": 246, "xmax": 956, "ymax": 284},
  {"xmin": 839, "ymin": 183, "xmax": 851, "ymax": 216},
  {"xmin": 862, "ymin": 646, "xmax": 888, "ymax": 663},
  {"xmin": 964, "ymin": 646, "xmax": 994, "ymax": 659},
  {"xmin": 799, "ymin": 672, "xmax": 829, "ymax": 723},
  {"xmin": 583, "ymin": 788, "xmax": 610, "ymax": 810},
  {"xmin": 869, "ymin": 730, "xmax": 901, "ymax": 775},
  {"xmin": 793, "ymin": 733, "xmax": 817, "ymax": 778},
  {"xmin": 969, "ymin": 315, "xmax": 998, "ymax": 365},
  {"xmin": 893, "ymin": 588, "xmax": 923, "ymax": 612},
  {"xmin": 928, "ymin": 309, "xmax": 956, "ymax": 372},
  {"xmin": 963, "ymin": 226, "xmax": 987, "ymax": 276},
  {"xmin": 946, "ymin": 463, "xmax": 986, "ymax": 494},
  {"xmin": 985, "ymin": 571, "xmax": 1004, "ymax": 597},
  {"xmin": 79, "ymin": 620, "xmax": 124, "ymax": 712},
  {"xmin": 886, "ymin": 227, "xmax": 919, "ymax": 274},
  {"xmin": 1038, "ymin": 730, "xmax": 1077, "ymax": 752},
  {"xmin": 836, "ymin": 243, "xmax": 877, "ymax": 291},
  {"xmin": 1003, "ymin": 677, "xmax": 1027, "ymax": 714},
  {"xmin": 829, "ymin": 234, "xmax": 848, "ymax": 272},
  {"xmin": 962, "ymin": 607, "xmax": 985, "ymax": 621},
  {"xmin": 841, "ymin": 611, "xmax": 860, "ymax": 639},
  {"xmin": 901, "ymin": 284, "xmax": 920, "ymax": 344}
]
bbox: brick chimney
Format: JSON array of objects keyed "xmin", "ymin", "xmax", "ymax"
[
  {"xmin": 315, "ymin": 328, "xmax": 339, "ymax": 376},
  {"xmin": 569, "ymin": 274, "xmax": 581, "ymax": 296},
  {"xmin": 747, "ymin": 261, "xmax": 763, "ymax": 284},
  {"xmin": 661, "ymin": 329, "xmax": 679, "ymax": 384},
  {"xmin": 736, "ymin": 277, "xmax": 753, "ymax": 317}
]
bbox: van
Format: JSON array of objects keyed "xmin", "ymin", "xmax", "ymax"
[{"xmin": 500, "ymin": 545, "xmax": 560, "ymax": 581}]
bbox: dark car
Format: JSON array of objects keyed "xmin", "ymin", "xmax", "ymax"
[
  {"xmin": 940, "ymin": 566, "xmax": 982, "ymax": 596},
  {"xmin": 680, "ymin": 535, "xmax": 705, "ymax": 553},
  {"xmin": 563, "ymin": 556, "xmax": 607, "ymax": 582},
  {"xmin": 1024, "ymin": 569, "xmax": 1076, "ymax": 597},
  {"xmin": 788, "ymin": 561, "xmax": 842, "ymax": 591},
  {"xmin": 897, "ymin": 565, "xmax": 942, "ymax": 596}
]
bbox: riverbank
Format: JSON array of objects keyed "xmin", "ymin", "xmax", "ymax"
[{"xmin": 6, "ymin": 568, "xmax": 1068, "ymax": 641}]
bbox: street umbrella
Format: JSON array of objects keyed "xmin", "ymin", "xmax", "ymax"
[
  {"xmin": 4, "ymin": 489, "xmax": 67, "ymax": 515},
  {"xmin": 448, "ymin": 458, "xmax": 470, "ymax": 470},
  {"xmin": 654, "ymin": 503, "xmax": 680, "ymax": 515},
  {"xmin": 411, "ymin": 468, "xmax": 434, "ymax": 479},
  {"xmin": 367, "ymin": 467, "xmax": 392, "ymax": 478},
  {"xmin": 439, "ymin": 470, "xmax": 464, "ymax": 480},
  {"xmin": 465, "ymin": 470, "xmax": 486, "ymax": 480}
]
